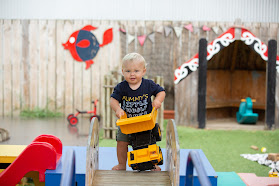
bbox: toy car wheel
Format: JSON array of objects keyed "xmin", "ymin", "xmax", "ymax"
[
  {"xmin": 67, "ymin": 114, "xmax": 74, "ymax": 121},
  {"xmin": 157, "ymin": 147, "xmax": 163, "ymax": 165},
  {"xmin": 152, "ymin": 123, "xmax": 162, "ymax": 141},
  {"xmin": 69, "ymin": 116, "xmax": 78, "ymax": 126},
  {"xmin": 131, "ymin": 164, "xmax": 138, "ymax": 170}
]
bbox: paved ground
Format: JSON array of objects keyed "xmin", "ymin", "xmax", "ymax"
[
  {"xmin": 206, "ymin": 118, "xmax": 266, "ymax": 130},
  {"xmin": 0, "ymin": 117, "xmax": 91, "ymax": 146},
  {"xmin": 0, "ymin": 117, "xmax": 266, "ymax": 146}
]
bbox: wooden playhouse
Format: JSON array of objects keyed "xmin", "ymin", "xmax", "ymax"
[{"xmin": 174, "ymin": 26, "xmax": 279, "ymax": 129}]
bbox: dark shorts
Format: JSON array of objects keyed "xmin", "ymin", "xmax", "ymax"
[{"xmin": 116, "ymin": 126, "xmax": 129, "ymax": 142}]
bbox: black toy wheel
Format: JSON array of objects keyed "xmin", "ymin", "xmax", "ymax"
[
  {"xmin": 131, "ymin": 164, "xmax": 138, "ymax": 170},
  {"xmin": 69, "ymin": 116, "xmax": 78, "ymax": 126},
  {"xmin": 152, "ymin": 123, "xmax": 162, "ymax": 141},
  {"xmin": 67, "ymin": 114, "xmax": 74, "ymax": 121},
  {"xmin": 158, "ymin": 147, "xmax": 163, "ymax": 165}
]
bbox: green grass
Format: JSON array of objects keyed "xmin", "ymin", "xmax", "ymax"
[
  {"xmin": 176, "ymin": 126, "xmax": 279, "ymax": 177},
  {"xmin": 20, "ymin": 108, "xmax": 63, "ymax": 118},
  {"xmin": 99, "ymin": 120, "xmax": 279, "ymax": 177}
]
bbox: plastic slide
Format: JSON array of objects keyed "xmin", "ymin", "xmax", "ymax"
[{"xmin": 0, "ymin": 134, "xmax": 62, "ymax": 186}]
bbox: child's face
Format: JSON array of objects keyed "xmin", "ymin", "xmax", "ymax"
[{"xmin": 122, "ymin": 60, "xmax": 146, "ymax": 86}]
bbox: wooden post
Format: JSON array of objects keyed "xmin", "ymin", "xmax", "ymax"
[
  {"xmin": 266, "ymin": 40, "xmax": 277, "ymax": 129},
  {"xmin": 198, "ymin": 38, "xmax": 208, "ymax": 129}
]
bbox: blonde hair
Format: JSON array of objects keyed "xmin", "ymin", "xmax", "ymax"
[{"xmin": 122, "ymin": 53, "xmax": 147, "ymax": 68}]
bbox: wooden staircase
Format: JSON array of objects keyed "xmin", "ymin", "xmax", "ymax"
[
  {"xmin": 86, "ymin": 119, "xmax": 180, "ymax": 186},
  {"xmin": 92, "ymin": 170, "xmax": 171, "ymax": 186}
]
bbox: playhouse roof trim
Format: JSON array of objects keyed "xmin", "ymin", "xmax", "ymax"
[{"xmin": 174, "ymin": 27, "xmax": 279, "ymax": 84}]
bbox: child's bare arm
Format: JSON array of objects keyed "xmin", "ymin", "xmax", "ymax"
[
  {"xmin": 110, "ymin": 97, "xmax": 125, "ymax": 118},
  {"xmin": 152, "ymin": 91, "xmax": 166, "ymax": 109}
]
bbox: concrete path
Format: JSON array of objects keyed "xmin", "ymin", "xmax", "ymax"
[{"xmin": 0, "ymin": 117, "xmax": 91, "ymax": 146}]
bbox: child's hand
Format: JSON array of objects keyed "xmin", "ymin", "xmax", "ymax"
[
  {"xmin": 152, "ymin": 100, "xmax": 162, "ymax": 110},
  {"xmin": 116, "ymin": 108, "xmax": 125, "ymax": 118}
]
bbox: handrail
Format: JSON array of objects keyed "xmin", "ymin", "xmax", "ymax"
[
  {"xmin": 185, "ymin": 150, "xmax": 211, "ymax": 186},
  {"xmin": 166, "ymin": 119, "xmax": 180, "ymax": 186},
  {"xmin": 85, "ymin": 118, "xmax": 100, "ymax": 186},
  {"xmin": 60, "ymin": 149, "xmax": 76, "ymax": 186}
]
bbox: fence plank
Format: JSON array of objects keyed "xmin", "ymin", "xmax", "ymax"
[
  {"xmin": 143, "ymin": 21, "xmax": 154, "ymax": 75},
  {"xmin": 260, "ymin": 22, "xmax": 269, "ymax": 45},
  {"xmin": 12, "ymin": 20, "xmax": 22, "ymax": 116},
  {"xmin": 47, "ymin": 20, "xmax": 56, "ymax": 111},
  {"xmin": 55, "ymin": 20, "xmax": 65, "ymax": 113},
  {"xmin": 172, "ymin": 21, "xmax": 181, "ymax": 78},
  {"xmin": 79, "ymin": 20, "xmax": 91, "ymax": 114},
  {"xmin": 29, "ymin": 20, "xmax": 39, "ymax": 110},
  {"xmin": 127, "ymin": 21, "xmax": 136, "ymax": 53},
  {"xmin": 64, "ymin": 20, "xmax": 75, "ymax": 115},
  {"xmin": 92, "ymin": 20, "xmax": 104, "ymax": 114},
  {"xmin": 189, "ymin": 21, "xmax": 200, "ymax": 126},
  {"xmin": 38, "ymin": 20, "xmax": 48, "ymax": 110},
  {"xmin": 3, "ymin": 20, "xmax": 12, "ymax": 116},
  {"xmin": 21, "ymin": 20, "xmax": 30, "ymax": 110},
  {"xmin": 73, "ymin": 20, "xmax": 83, "ymax": 113},
  {"xmin": 0, "ymin": 20, "xmax": 3, "ymax": 116},
  {"xmin": 92, "ymin": 20, "xmax": 102, "ymax": 115}
]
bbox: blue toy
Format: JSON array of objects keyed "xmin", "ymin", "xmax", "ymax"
[{"xmin": 236, "ymin": 97, "xmax": 258, "ymax": 124}]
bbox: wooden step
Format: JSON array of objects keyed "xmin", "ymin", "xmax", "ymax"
[{"xmin": 93, "ymin": 170, "xmax": 171, "ymax": 186}]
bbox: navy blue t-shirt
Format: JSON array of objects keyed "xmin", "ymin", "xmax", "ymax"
[{"xmin": 111, "ymin": 78, "xmax": 165, "ymax": 118}]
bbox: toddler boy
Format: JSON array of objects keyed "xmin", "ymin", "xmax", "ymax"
[{"xmin": 110, "ymin": 53, "xmax": 165, "ymax": 171}]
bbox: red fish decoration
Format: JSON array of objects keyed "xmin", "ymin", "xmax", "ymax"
[{"xmin": 63, "ymin": 25, "xmax": 113, "ymax": 69}]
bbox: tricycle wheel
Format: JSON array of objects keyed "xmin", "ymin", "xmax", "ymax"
[
  {"xmin": 67, "ymin": 114, "xmax": 74, "ymax": 121},
  {"xmin": 90, "ymin": 115, "xmax": 100, "ymax": 122},
  {"xmin": 69, "ymin": 116, "xmax": 78, "ymax": 126}
]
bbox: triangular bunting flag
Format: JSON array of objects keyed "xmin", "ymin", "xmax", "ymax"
[
  {"xmin": 184, "ymin": 24, "xmax": 193, "ymax": 32},
  {"xmin": 148, "ymin": 32, "xmax": 155, "ymax": 43},
  {"xmin": 156, "ymin": 25, "xmax": 164, "ymax": 33},
  {"xmin": 137, "ymin": 35, "xmax": 146, "ymax": 46},
  {"xmin": 127, "ymin": 34, "xmax": 135, "ymax": 44},
  {"xmin": 164, "ymin": 26, "xmax": 172, "ymax": 37},
  {"xmin": 202, "ymin": 25, "xmax": 211, "ymax": 31},
  {"xmin": 174, "ymin": 27, "xmax": 183, "ymax": 38},
  {"xmin": 119, "ymin": 28, "xmax": 126, "ymax": 33},
  {"xmin": 212, "ymin": 26, "xmax": 219, "ymax": 34}
]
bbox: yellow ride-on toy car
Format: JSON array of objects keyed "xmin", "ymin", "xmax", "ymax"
[{"xmin": 116, "ymin": 108, "xmax": 163, "ymax": 171}]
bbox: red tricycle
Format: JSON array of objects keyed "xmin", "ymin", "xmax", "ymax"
[{"xmin": 67, "ymin": 100, "xmax": 100, "ymax": 126}]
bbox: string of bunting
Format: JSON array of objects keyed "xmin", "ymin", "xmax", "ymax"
[{"xmin": 119, "ymin": 24, "xmax": 226, "ymax": 46}]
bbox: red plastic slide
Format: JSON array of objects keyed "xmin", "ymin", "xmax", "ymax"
[{"xmin": 0, "ymin": 134, "xmax": 62, "ymax": 186}]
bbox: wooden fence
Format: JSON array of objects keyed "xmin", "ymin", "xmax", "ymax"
[
  {"xmin": 0, "ymin": 19, "xmax": 122, "ymax": 117},
  {"xmin": 102, "ymin": 72, "xmax": 164, "ymax": 139},
  {"xmin": 0, "ymin": 19, "xmax": 278, "ymax": 126}
]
